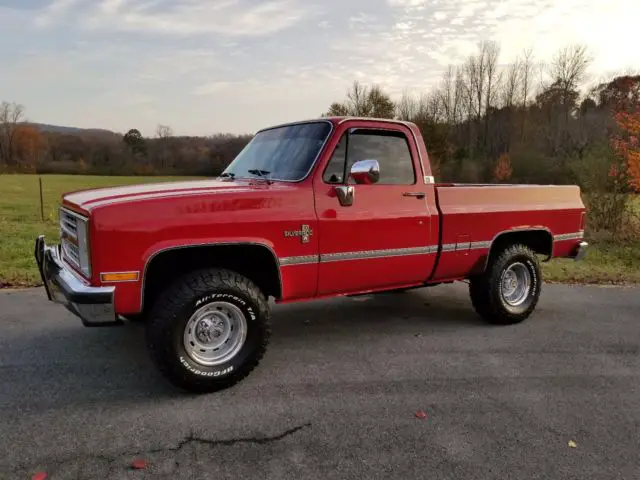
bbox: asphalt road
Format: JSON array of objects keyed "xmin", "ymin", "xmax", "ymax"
[{"xmin": 1, "ymin": 283, "xmax": 639, "ymax": 480}]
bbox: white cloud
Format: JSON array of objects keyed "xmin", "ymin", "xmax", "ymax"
[
  {"xmin": 35, "ymin": 0, "xmax": 81, "ymax": 26},
  {"xmin": 36, "ymin": 0, "xmax": 313, "ymax": 37},
  {"xmin": 5, "ymin": 0, "xmax": 640, "ymax": 136},
  {"xmin": 193, "ymin": 81, "xmax": 232, "ymax": 96},
  {"xmin": 387, "ymin": 0, "xmax": 428, "ymax": 5}
]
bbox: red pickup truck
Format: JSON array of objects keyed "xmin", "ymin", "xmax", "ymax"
[{"xmin": 35, "ymin": 117, "xmax": 587, "ymax": 393}]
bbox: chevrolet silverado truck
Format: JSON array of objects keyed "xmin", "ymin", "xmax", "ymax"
[{"xmin": 34, "ymin": 117, "xmax": 588, "ymax": 393}]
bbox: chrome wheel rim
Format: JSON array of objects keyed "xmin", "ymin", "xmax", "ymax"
[
  {"xmin": 500, "ymin": 262, "xmax": 531, "ymax": 306},
  {"xmin": 183, "ymin": 301, "xmax": 248, "ymax": 366}
]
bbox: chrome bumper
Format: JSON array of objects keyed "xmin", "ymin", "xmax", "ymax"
[
  {"xmin": 34, "ymin": 235, "xmax": 122, "ymax": 327},
  {"xmin": 572, "ymin": 241, "xmax": 588, "ymax": 261}
]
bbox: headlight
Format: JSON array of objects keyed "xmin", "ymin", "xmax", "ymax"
[{"xmin": 60, "ymin": 207, "xmax": 91, "ymax": 277}]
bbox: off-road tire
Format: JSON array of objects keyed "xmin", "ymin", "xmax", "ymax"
[
  {"xmin": 469, "ymin": 244, "xmax": 542, "ymax": 325},
  {"xmin": 146, "ymin": 268, "xmax": 271, "ymax": 393}
]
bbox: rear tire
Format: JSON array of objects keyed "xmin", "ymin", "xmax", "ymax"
[
  {"xmin": 469, "ymin": 244, "xmax": 542, "ymax": 325},
  {"xmin": 146, "ymin": 268, "xmax": 271, "ymax": 393}
]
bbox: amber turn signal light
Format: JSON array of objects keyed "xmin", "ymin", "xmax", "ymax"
[{"xmin": 100, "ymin": 272, "xmax": 139, "ymax": 282}]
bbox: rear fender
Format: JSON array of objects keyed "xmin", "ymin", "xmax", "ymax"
[{"xmin": 482, "ymin": 228, "xmax": 554, "ymax": 272}]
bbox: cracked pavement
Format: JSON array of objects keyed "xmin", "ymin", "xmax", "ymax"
[{"xmin": 1, "ymin": 283, "xmax": 639, "ymax": 479}]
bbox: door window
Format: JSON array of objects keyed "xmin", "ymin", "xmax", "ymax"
[{"xmin": 323, "ymin": 129, "xmax": 416, "ymax": 185}]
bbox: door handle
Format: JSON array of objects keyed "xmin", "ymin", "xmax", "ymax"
[{"xmin": 402, "ymin": 192, "xmax": 426, "ymax": 199}]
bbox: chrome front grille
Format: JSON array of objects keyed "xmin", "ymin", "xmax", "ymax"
[
  {"xmin": 62, "ymin": 241, "xmax": 80, "ymax": 264},
  {"xmin": 59, "ymin": 208, "xmax": 85, "ymax": 273},
  {"xmin": 60, "ymin": 211, "xmax": 78, "ymax": 237}
]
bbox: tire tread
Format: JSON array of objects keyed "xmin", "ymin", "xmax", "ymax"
[
  {"xmin": 469, "ymin": 243, "xmax": 541, "ymax": 325},
  {"xmin": 146, "ymin": 267, "xmax": 271, "ymax": 393}
]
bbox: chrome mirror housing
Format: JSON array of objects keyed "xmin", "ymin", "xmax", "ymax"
[
  {"xmin": 350, "ymin": 159, "xmax": 380, "ymax": 185},
  {"xmin": 335, "ymin": 186, "xmax": 355, "ymax": 207}
]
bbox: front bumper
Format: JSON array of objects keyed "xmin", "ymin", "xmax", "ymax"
[{"xmin": 34, "ymin": 235, "xmax": 122, "ymax": 327}]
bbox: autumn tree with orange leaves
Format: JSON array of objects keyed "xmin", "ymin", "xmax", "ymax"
[
  {"xmin": 612, "ymin": 109, "xmax": 640, "ymax": 192},
  {"xmin": 13, "ymin": 125, "xmax": 45, "ymax": 172},
  {"xmin": 494, "ymin": 153, "xmax": 513, "ymax": 182}
]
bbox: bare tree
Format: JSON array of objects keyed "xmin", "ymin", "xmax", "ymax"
[
  {"xmin": 155, "ymin": 124, "xmax": 173, "ymax": 139},
  {"xmin": 346, "ymin": 81, "xmax": 370, "ymax": 116},
  {"xmin": 501, "ymin": 59, "xmax": 522, "ymax": 109},
  {"xmin": 464, "ymin": 50, "xmax": 485, "ymax": 122},
  {"xmin": 521, "ymin": 47, "xmax": 534, "ymax": 108},
  {"xmin": 453, "ymin": 67, "xmax": 466, "ymax": 124},
  {"xmin": 549, "ymin": 44, "xmax": 592, "ymax": 123},
  {"xmin": 437, "ymin": 66, "xmax": 456, "ymax": 124},
  {"xmin": 518, "ymin": 47, "xmax": 535, "ymax": 141},
  {"xmin": 396, "ymin": 89, "xmax": 420, "ymax": 121},
  {"xmin": 0, "ymin": 101, "xmax": 26, "ymax": 167},
  {"xmin": 483, "ymin": 40, "xmax": 501, "ymax": 147}
]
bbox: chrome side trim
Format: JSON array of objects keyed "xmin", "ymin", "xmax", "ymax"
[
  {"xmin": 554, "ymin": 231, "xmax": 585, "ymax": 242},
  {"xmin": 440, "ymin": 241, "xmax": 491, "ymax": 253},
  {"xmin": 480, "ymin": 227, "xmax": 586, "ymax": 271},
  {"xmin": 140, "ymin": 242, "xmax": 283, "ymax": 311},
  {"xmin": 441, "ymin": 243, "xmax": 456, "ymax": 252},
  {"xmin": 280, "ymin": 255, "xmax": 319, "ymax": 266},
  {"xmin": 320, "ymin": 246, "xmax": 436, "ymax": 263},
  {"xmin": 470, "ymin": 240, "xmax": 491, "ymax": 250}
]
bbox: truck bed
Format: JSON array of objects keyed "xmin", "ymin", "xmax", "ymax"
[{"xmin": 429, "ymin": 183, "xmax": 586, "ymax": 281}]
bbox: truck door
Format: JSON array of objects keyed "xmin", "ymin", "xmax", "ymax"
[{"xmin": 313, "ymin": 121, "xmax": 437, "ymax": 296}]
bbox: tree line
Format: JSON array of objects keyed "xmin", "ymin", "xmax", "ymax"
[
  {"xmin": 0, "ymin": 106, "xmax": 252, "ymax": 177},
  {"xmin": 326, "ymin": 42, "xmax": 639, "ymax": 191},
  {"xmin": 1, "ymin": 40, "xmax": 638, "ymax": 205}
]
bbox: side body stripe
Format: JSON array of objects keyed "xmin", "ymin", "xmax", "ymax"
[{"xmin": 280, "ymin": 231, "xmax": 584, "ymax": 266}]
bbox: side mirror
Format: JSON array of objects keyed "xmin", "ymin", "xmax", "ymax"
[{"xmin": 350, "ymin": 159, "xmax": 380, "ymax": 185}]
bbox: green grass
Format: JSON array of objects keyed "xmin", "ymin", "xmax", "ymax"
[
  {"xmin": 542, "ymin": 241, "xmax": 640, "ymax": 285},
  {"xmin": 0, "ymin": 174, "xmax": 202, "ymax": 287},
  {"xmin": 1, "ymin": 174, "xmax": 639, "ymax": 288}
]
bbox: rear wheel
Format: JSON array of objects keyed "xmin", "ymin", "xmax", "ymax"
[
  {"xmin": 469, "ymin": 244, "xmax": 542, "ymax": 325},
  {"xmin": 146, "ymin": 268, "xmax": 271, "ymax": 393}
]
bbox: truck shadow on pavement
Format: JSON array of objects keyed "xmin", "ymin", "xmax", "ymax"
[
  {"xmin": 272, "ymin": 287, "xmax": 484, "ymax": 336},
  {"xmin": 2, "ymin": 286, "xmax": 486, "ymax": 408}
]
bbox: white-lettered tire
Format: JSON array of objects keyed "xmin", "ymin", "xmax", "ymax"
[
  {"xmin": 146, "ymin": 268, "xmax": 271, "ymax": 393},
  {"xmin": 469, "ymin": 244, "xmax": 542, "ymax": 325}
]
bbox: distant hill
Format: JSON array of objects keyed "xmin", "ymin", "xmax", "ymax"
[{"xmin": 25, "ymin": 122, "xmax": 119, "ymax": 139}]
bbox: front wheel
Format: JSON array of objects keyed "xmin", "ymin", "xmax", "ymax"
[
  {"xmin": 469, "ymin": 244, "xmax": 542, "ymax": 325},
  {"xmin": 146, "ymin": 268, "xmax": 271, "ymax": 393}
]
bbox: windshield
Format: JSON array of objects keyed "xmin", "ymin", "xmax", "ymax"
[{"xmin": 222, "ymin": 121, "xmax": 332, "ymax": 181}]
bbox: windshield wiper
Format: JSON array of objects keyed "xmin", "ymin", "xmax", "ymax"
[{"xmin": 247, "ymin": 169, "xmax": 273, "ymax": 185}]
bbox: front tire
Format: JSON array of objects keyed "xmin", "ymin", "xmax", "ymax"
[
  {"xmin": 469, "ymin": 244, "xmax": 542, "ymax": 325},
  {"xmin": 146, "ymin": 268, "xmax": 271, "ymax": 393}
]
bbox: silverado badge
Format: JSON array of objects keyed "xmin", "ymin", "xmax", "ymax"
[{"xmin": 284, "ymin": 224, "xmax": 313, "ymax": 244}]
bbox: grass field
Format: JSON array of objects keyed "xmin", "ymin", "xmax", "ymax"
[
  {"xmin": 1, "ymin": 174, "xmax": 639, "ymax": 288},
  {"xmin": 0, "ymin": 174, "xmax": 202, "ymax": 287}
]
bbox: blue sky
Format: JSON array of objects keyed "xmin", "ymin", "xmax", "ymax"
[{"xmin": 0, "ymin": 0, "xmax": 638, "ymax": 136}]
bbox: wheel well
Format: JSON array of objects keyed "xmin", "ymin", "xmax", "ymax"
[
  {"xmin": 484, "ymin": 230, "xmax": 553, "ymax": 270},
  {"xmin": 141, "ymin": 244, "xmax": 282, "ymax": 313}
]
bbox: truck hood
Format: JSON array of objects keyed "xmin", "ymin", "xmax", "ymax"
[{"xmin": 62, "ymin": 179, "xmax": 266, "ymax": 212}]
